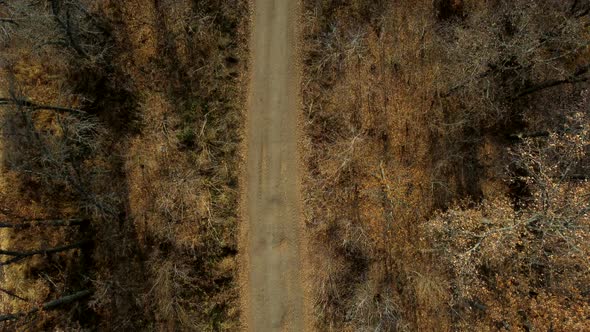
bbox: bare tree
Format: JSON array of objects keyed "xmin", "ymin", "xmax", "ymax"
[
  {"xmin": 428, "ymin": 105, "xmax": 590, "ymax": 328},
  {"xmin": 0, "ymin": 0, "xmax": 110, "ymax": 61},
  {"xmin": 438, "ymin": 0, "xmax": 590, "ymax": 128},
  {"xmin": 1, "ymin": 83, "xmax": 119, "ymax": 217}
]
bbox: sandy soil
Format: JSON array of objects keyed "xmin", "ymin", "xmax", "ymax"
[{"xmin": 242, "ymin": 0, "xmax": 305, "ymax": 331}]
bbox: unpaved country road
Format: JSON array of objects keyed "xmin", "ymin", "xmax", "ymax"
[{"xmin": 243, "ymin": 0, "xmax": 305, "ymax": 331}]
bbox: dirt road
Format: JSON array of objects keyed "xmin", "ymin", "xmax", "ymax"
[{"xmin": 242, "ymin": 0, "xmax": 305, "ymax": 331}]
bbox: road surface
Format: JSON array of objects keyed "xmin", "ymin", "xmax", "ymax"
[{"xmin": 243, "ymin": 0, "xmax": 305, "ymax": 331}]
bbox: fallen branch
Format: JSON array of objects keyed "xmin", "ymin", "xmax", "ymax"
[
  {"xmin": 0, "ymin": 218, "xmax": 89, "ymax": 229},
  {"xmin": 0, "ymin": 290, "xmax": 92, "ymax": 322},
  {"xmin": 0, "ymin": 18, "xmax": 17, "ymax": 25},
  {"xmin": 0, "ymin": 240, "xmax": 90, "ymax": 266},
  {"xmin": 515, "ymin": 64, "xmax": 590, "ymax": 99},
  {"xmin": 50, "ymin": 0, "xmax": 88, "ymax": 58},
  {"xmin": 515, "ymin": 76, "xmax": 589, "ymax": 99},
  {"xmin": 508, "ymin": 131, "xmax": 549, "ymax": 141},
  {"xmin": 0, "ymin": 97, "xmax": 83, "ymax": 114},
  {"xmin": 0, "ymin": 288, "xmax": 29, "ymax": 302},
  {"xmin": 465, "ymin": 215, "xmax": 541, "ymax": 254},
  {"xmin": 440, "ymin": 69, "xmax": 493, "ymax": 98}
]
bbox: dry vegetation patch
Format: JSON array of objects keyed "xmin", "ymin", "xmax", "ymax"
[
  {"xmin": 0, "ymin": 0, "xmax": 247, "ymax": 330},
  {"xmin": 302, "ymin": 0, "xmax": 590, "ymax": 330}
]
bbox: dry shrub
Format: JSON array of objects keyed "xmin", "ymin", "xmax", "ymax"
[
  {"xmin": 0, "ymin": 2, "xmax": 119, "ymax": 328},
  {"xmin": 303, "ymin": 0, "xmax": 590, "ymax": 330},
  {"xmin": 346, "ymin": 280, "xmax": 402, "ymax": 332},
  {"xmin": 1, "ymin": 0, "xmax": 245, "ymax": 330},
  {"xmin": 302, "ymin": 1, "xmax": 449, "ymax": 330},
  {"xmin": 111, "ymin": 0, "xmax": 247, "ymax": 330}
]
